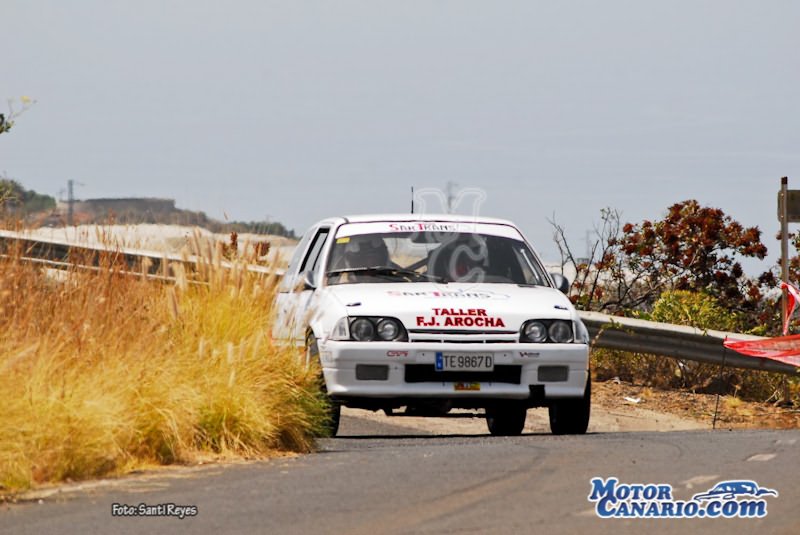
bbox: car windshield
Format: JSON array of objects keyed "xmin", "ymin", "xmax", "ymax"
[{"xmin": 325, "ymin": 231, "xmax": 549, "ymax": 286}]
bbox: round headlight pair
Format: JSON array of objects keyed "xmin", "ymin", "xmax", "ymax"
[
  {"xmin": 350, "ymin": 318, "xmax": 403, "ymax": 341},
  {"xmin": 522, "ymin": 320, "xmax": 573, "ymax": 343}
]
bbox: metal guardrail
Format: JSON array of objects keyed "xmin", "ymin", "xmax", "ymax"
[
  {"xmin": 0, "ymin": 229, "xmax": 277, "ymax": 278},
  {"xmin": 2, "ymin": 229, "xmax": 797, "ymax": 375},
  {"xmin": 580, "ymin": 311, "xmax": 799, "ymax": 376}
]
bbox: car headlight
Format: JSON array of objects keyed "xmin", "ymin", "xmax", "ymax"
[
  {"xmin": 350, "ymin": 318, "xmax": 375, "ymax": 341},
  {"xmin": 376, "ymin": 318, "xmax": 401, "ymax": 341},
  {"xmin": 520, "ymin": 319, "xmax": 576, "ymax": 343},
  {"xmin": 330, "ymin": 317, "xmax": 350, "ymax": 341},
  {"xmin": 548, "ymin": 320, "xmax": 574, "ymax": 343},
  {"xmin": 522, "ymin": 321, "xmax": 548, "ymax": 343},
  {"xmin": 343, "ymin": 316, "xmax": 408, "ymax": 342},
  {"xmin": 574, "ymin": 319, "xmax": 590, "ymax": 344}
]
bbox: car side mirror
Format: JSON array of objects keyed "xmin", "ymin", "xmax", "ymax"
[
  {"xmin": 549, "ymin": 273, "xmax": 570, "ymax": 294},
  {"xmin": 302, "ymin": 270, "xmax": 317, "ymax": 291}
]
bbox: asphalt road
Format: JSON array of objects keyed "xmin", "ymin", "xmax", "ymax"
[{"xmin": 2, "ymin": 412, "xmax": 798, "ymax": 535}]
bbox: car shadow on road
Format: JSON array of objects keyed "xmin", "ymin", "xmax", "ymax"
[{"xmin": 327, "ymin": 432, "xmax": 556, "ymax": 440}]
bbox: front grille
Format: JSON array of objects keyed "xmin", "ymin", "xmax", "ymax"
[
  {"xmin": 404, "ymin": 364, "xmax": 522, "ymax": 384},
  {"xmin": 409, "ymin": 329, "xmax": 518, "ymax": 336},
  {"xmin": 408, "ymin": 329, "xmax": 519, "ymax": 344},
  {"xmin": 410, "ymin": 339, "xmax": 515, "ymax": 344}
]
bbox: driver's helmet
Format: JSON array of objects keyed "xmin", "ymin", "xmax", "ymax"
[
  {"xmin": 344, "ymin": 234, "xmax": 389, "ymax": 268},
  {"xmin": 428, "ymin": 235, "xmax": 488, "ymax": 282}
]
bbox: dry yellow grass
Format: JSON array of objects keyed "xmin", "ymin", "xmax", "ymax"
[{"xmin": 0, "ymin": 235, "xmax": 327, "ymax": 493}]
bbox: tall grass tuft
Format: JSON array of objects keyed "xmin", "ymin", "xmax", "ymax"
[{"xmin": 0, "ymin": 236, "xmax": 327, "ymax": 493}]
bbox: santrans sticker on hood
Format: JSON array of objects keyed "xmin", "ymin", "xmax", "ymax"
[{"xmin": 386, "ymin": 289, "xmax": 510, "ymax": 300}]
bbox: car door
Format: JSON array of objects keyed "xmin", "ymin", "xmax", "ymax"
[
  {"xmin": 273, "ymin": 227, "xmax": 315, "ymax": 341},
  {"xmin": 276, "ymin": 226, "xmax": 331, "ymax": 345}
]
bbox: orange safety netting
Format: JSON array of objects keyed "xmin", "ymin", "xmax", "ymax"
[
  {"xmin": 723, "ymin": 336, "xmax": 800, "ymax": 367},
  {"xmin": 722, "ymin": 281, "xmax": 800, "ymax": 368}
]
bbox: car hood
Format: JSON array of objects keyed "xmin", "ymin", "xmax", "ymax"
[{"xmin": 319, "ymin": 282, "xmax": 577, "ymax": 331}]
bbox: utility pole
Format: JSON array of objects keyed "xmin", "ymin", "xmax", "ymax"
[
  {"xmin": 66, "ymin": 180, "xmax": 85, "ymax": 226},
  {"xmin": 67, "ymin": 179, "xmax": 75, "ymax": 226},
  {"xmin": 445, "ymin": 181, "xmax": 458, "ymax": 213},
  {"xmin": 585, "ymin": 230, "xmax": 592, "ymax": 261}
]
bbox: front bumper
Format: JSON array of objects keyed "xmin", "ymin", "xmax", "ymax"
[{"xmin": 318, "ymin": 340, "xmax": 589, "ymax": 401}]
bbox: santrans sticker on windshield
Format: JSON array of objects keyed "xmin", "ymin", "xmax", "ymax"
[{"xmin": 386, "ymin": 289, "xmax": 510, "ymax": 300}]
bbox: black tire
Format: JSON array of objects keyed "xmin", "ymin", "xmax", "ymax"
[
  {"xmin": 307, "ymin": 333, "xmax": 341, "ymax": 437},
  {"xmin": 485, "ymin": 403, "xmax": 527, "ymax": 436},
  {"xmin": 548, "ymin": 378, "xmax": 591, "ymax": 435}
]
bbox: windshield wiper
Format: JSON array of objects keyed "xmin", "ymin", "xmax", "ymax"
[{"xmin": 326, "ymin": 266, "xmax": 447, "ymax": 283}]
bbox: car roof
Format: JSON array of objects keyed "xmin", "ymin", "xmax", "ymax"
[{"xmin": 322, "ymin": 213, "xmax": 518, "ymax": 227}]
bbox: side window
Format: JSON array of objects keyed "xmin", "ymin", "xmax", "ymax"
[
  {"xmin": 300, "ymin": 228, "xmax": 330, "ymax": 276},
  {"xmin": 278, "ymin": 227, "xmax": 315, "ymax": 292}
]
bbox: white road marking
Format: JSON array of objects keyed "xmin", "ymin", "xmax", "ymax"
[
  {"xmin": 747, "ymin": 453, "xmax": 776, "ymax": 462},
  {"xmin": 681, "ymin": 475, "xmax": 719, "ymax": 489}
]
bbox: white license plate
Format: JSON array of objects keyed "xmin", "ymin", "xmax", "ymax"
[{"xmin": 435, "ymin": 352, "xmax": 494, "ymax": 372}]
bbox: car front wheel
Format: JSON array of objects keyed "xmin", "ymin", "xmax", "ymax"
[
  {"xmin": 548, "ymin": 378, "xmax": 591, "ymax": 435},
  {"xmin": 307, "ymin": 333, "xmax": 341, "ymax": 437},
  {"xmin": 486, "ymin": 403, "xmax": 527, "ymax": 436}
]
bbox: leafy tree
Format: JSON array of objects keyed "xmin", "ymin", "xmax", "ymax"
[
  {"xmin": 0, "ymin": 178, "xmax": 56, "ymax": 214},
  {"xmin": 0, "ymin": 179, "xmax": 25, "ymax": 201},
  {"xmin": 0, "ymin": 97, "xmax": 36, "ymax": 136},
  {"xmin": 552, "ymin": 200, "xmax": 769, "ymax": 315}
]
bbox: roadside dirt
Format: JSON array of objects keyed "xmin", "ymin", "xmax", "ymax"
[
  {"xmin": 341, "ymin": 379, "xmax": 800, "ymax": 435},
  {"xmin": 592, "ymin": 379, "xmax": 800, "ymax": 430}
]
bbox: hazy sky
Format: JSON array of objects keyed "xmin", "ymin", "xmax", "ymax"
[{"xmin": 2, "ymin": 1, "xmax": 799, "ymax": 268}]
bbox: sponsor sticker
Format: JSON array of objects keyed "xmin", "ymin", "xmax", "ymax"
[
  {"xmin": 588, "ymin": 478, "xmax": 778, "ymax": 519},
  {"xmin": 454, "ymin": 382, "xmax": 481, "ymax": 391},
  {"xmin": 387, "ymin": 222, "xmax": 464, "ymax": 233},
  {"xmin": 416, "ymin": 308, "xmax": 506, "ymax": 328},
  {"xmin": 386, "ymin": 289, "xmax": 510, "ymax": 300}
]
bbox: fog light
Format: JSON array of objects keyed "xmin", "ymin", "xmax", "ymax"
[
  {"xmin": 356, "ymin": 364, "xmax": 389, "ymax": 381},
  {"xmin": 538, "ymin": 366, "xmax": 568, "ymax": 382}
]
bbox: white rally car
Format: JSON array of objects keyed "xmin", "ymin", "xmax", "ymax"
[{"xmin": 274, "ymin": 214, "xmax": 591, "ymax": 436}]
